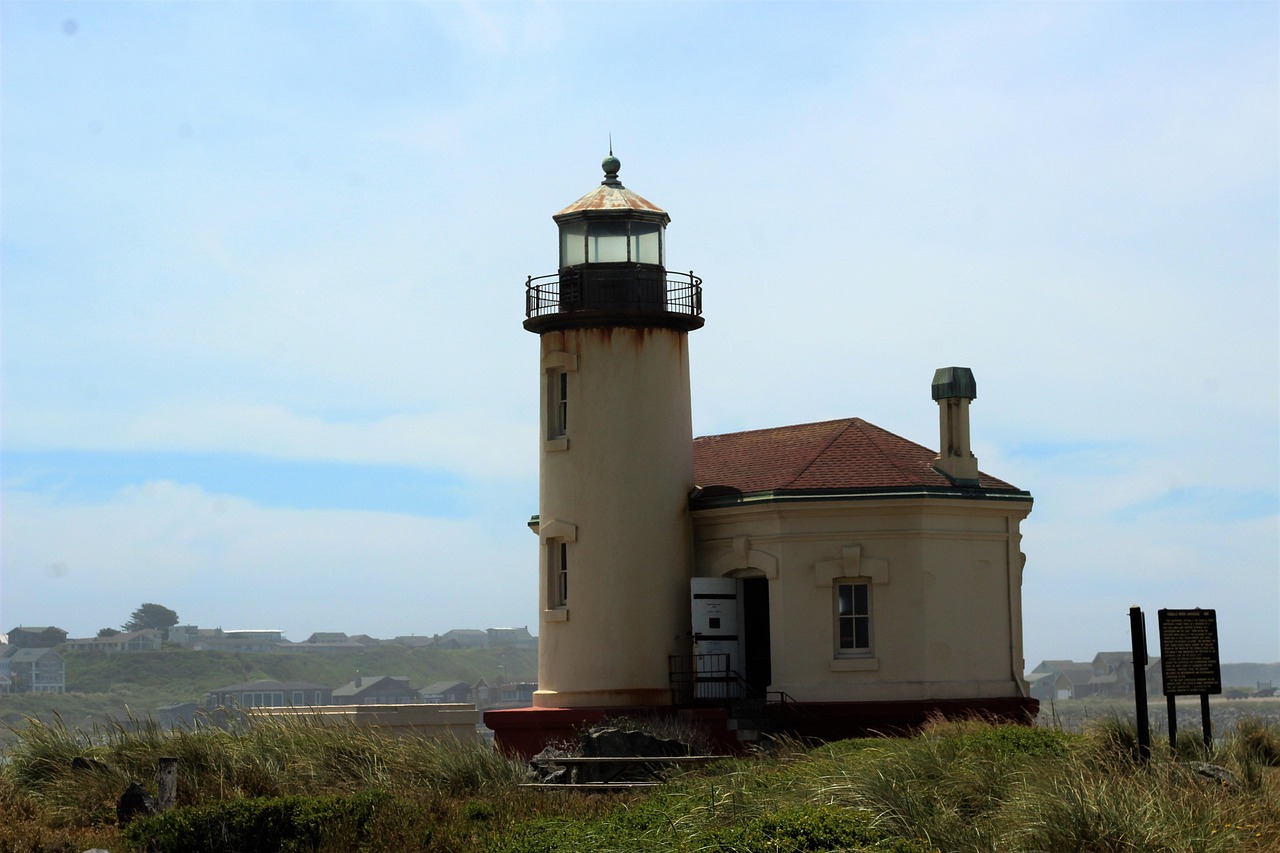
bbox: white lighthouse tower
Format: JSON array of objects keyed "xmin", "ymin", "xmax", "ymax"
[{"xmin": 522, "ymin": 154, "xmax": 703, "ymax": 709}]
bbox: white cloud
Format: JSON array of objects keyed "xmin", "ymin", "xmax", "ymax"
[
  {"xmin": 5, "ymin": 403, "xmax": 534, "ymax": 482},
  {"xmin": 1, "ymin": 482, "xmax": 537, "ymax": 639}
]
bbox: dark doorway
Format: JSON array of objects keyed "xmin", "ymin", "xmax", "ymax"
[{"xmin": 741, "ymin": 577, "xmax": 771, "ymax": 696}]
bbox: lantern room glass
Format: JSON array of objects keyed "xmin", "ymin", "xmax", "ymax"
[
  {"xmin": 559, "ymin": 221, "xmax": 587, "ymax": 267},
  {"xmin": 631, "ymin": 222, "xmax": 662, "ymax": 264},
  {"xmin": 587, "ymin": 221, "xmax": 629, "ymax": 263},
  {"xmin": 559, "ymin": 219, "xmax": 666, "ymax": 268}
]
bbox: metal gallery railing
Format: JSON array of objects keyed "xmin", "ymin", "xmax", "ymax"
[{"xmin": 525, "ymin": 270, "xmax": 702, "ymax": 321}]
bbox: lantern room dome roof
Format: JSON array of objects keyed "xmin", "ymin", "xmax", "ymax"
[{"xmin": 553, "ymin": 155, "xmax": 670, "ymax": 223}]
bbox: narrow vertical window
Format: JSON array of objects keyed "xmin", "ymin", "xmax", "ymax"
[
  {"xmin": 557, "ymin": 371, "xmax": 568, "ymax": 435},
  {"xmin": 548, "ymin": 369, "xmax": 568, "ymax": 439},
  {"xmin": 836, "ymin": 581, "xmax": 871, "ymax": 656},
  {"xmin": 556, "ymin": 541, "xmax": 568, "ymax": 607}
]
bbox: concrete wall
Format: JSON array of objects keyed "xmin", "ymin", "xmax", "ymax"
[
  {"xmin": 534, "ymin": 327, "xmax": 695, "ymax": 708},
  {"xmin": 249, "ymin": 704, "xmax": 479, "ymax": 740},
  {"xmin": 692, "ymin": 496, "xmax": 1031, "ymax": 703}
]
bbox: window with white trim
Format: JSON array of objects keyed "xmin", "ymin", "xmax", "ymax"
[
  {"xmin": 548, "ymin": 369, "xmax": 568, "ymax": 439},
  {"xmin": 545, "ymin": 539, "xmax": 569, "ymax": 610},
  {"xmin": 554, "ymin": 541, "xmax": 568, "ymax": 607},
  {"xmin": 835, "ymin": 581, "xmax": 871, "ymax": 656}
]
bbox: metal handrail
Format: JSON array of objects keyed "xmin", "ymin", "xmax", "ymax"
[{"xmin": 525, "ymin": 270, "xmax": 702, "ymax": 320}]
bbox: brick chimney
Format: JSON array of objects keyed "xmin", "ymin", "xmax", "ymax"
[{"xmin": 931, "ymin": 366, "xmax": 979, "ymax": 485}]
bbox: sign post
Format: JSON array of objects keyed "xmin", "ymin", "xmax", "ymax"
[
  {"xmin": 1157, "ymin": 608, "xmax": 1221, "ymax": 751},
  {"xmin": 1129, "ymin": 606, "xmax": 1151, "ymax": 762}
]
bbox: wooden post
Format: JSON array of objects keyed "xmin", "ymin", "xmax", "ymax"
[
  {"xmin": 157, "ymin": 758, "xmax": 177, "ymax": 811},
  {"xmin": 1200, "ymin": 693, "xmax": 1213, "ymax": 750}
]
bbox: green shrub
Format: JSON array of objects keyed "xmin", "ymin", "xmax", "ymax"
[
  {"xmin": 121, "ymin": 790, "xmax": 391, "ymax": 853},
  {"xmin": 703, "ymin": 804, "xmax": 928, "ymax": 852}
]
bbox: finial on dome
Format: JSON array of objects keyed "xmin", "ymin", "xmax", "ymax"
[{"xmin": 601, "ymin": 143, "xmax": 622, "ymax": 188}]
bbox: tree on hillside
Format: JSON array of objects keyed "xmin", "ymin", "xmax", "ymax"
[
  {"xmin": 123, "ymin": 603, "xmax": 179, "ymax": 633},
  {"xmin": 97, "ymin": 627, "xmax": 121, "ymax": 637}
]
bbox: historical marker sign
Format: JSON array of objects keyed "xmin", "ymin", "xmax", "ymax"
[{"xmin": 1158, "ymin": 608, "xmax": 1221, "ymax": 697}]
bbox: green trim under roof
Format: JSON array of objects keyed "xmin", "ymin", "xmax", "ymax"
[{"xmin": 690, "ymin": 485, "xmax": 1032, "ymax": 511}]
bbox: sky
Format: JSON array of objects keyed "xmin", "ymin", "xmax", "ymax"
[{"xmin": 2, "ymin": 1, "xmax": 1276, "ymax": 667}]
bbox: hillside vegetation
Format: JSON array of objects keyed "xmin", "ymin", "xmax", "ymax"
[{"xmin": 0, "ymin": 646, "xmax": 536, "ymax": 740}]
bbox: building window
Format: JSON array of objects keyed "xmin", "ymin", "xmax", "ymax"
[
  {"xmin": 545, "ymin": 539, "xmax": 569, "ymax": 610},
  {"xmin": 554, "ymin": 541, "xmax": 568, "ymax": 607},
  {"xmin": 835, "ymin": 581, "xmax": 871, "ymax": 656},
  {"xmin": 548, "ymin": 369, "xmax": 568, "ymax": 439}
]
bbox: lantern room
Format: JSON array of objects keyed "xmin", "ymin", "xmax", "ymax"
[{"xmin": 524, "ymin": 154, "xmax": 703, "ymax": 333}]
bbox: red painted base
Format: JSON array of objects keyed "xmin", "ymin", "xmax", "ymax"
[{"xmin": 484, "ymin": 697, "xmax": 1039, "ymax": 759}]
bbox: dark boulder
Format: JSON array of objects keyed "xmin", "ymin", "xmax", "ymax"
[{"xmin": 116, "ymin": 781, "xmax": 156, "ymax": 827}]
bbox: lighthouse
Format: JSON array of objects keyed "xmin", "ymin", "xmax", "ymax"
[
  {"xmin": 486, "ymin": 157, "xmax": 1037, "ymax": 757},
  {"xmin": 522, "ymin": 154, "xmax": 703, "ymax": 709}
]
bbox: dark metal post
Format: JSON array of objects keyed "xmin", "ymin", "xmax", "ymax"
[
  {"xmin": 1129, "ymin": 606, "xmax": 1151, "ymax": 762},
  {"xmin": 1200, "ymin": 693, "xmax": 1212, "ymax": 750},
  {"xmin": 1167, "ymin": 695, "xmax": 1178, "ymax": 752}
]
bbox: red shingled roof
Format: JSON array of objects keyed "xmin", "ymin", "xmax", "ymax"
[{"xmin": 692, "ymin": 418, "xmax": 1021, "ymax": 494}]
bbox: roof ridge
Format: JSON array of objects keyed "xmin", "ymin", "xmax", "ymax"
[
  {"xmin": 852, "ymin": 419, "xmax": 936, "ymax": 484},
  {"xmin": 782, "ymin": 418, "xmax": 859, "ymax": 488}
]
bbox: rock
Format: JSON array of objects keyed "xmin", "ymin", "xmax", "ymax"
[
  {"xmin": 1189, "ymin": 761, "xmax": 1243, "ymax": 790},
  {"xmin": 577, "ymin": 726, "xmax": 688, "ymax": 783},
  {"xmin": 116, "ymin": 781, "xmax": 156, "ymax": 827},
  {"xmin": 530, "ymin": 745, "xmax": 573, "ymax": 783}
]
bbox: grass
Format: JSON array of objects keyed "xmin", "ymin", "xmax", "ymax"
[
  {"xmin": 2, "ymin": 712, "xmax": 1278, "ymax": 852},
  {"xmin": 0, "ymin": 644, "xmax": 538, "ymax": 747}
]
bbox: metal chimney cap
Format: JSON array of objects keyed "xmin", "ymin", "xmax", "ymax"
[{"xmin": 931, "ymin": 366, "xmax": 977, "ymax": 401}]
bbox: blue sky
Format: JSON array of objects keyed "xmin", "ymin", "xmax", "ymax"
[{"xmin": 2, "ymin": 1, "xmax": 1276, "ymax": 665}]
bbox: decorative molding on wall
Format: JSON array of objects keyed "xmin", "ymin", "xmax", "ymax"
[
  {"xmin": 708, "ymin": 534, "xmax": 779, "ymax": 579},
  {"xmin": 813, "ymin": 544, "xmax": 889, "ymax": 587},
  {"xmin": 539, "ymin": 519, "xmax": 578, "ymax": 543}
]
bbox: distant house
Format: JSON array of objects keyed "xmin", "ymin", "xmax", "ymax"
[
  {"xmin": 5, "ymin": 626, "xmax": 68, "ymax": 649},
  {"xmin": 279, "ymin": 634, "xmax": 368, "ymax": 653},
  {"xmin": 485, "ymin": 627, "xmax": 536, "ymax": 648},
  {"xmin": 347, "ymin": 634, "xmax": 381, "ymax": 646},
  {"xmin": 388, "ymin": 635, "xmax": 437, "ymax": 648},
  {"xmin": 204, "ymin": 680, "xmax": 332, "ymax": 709},
  {"xmin": 168, "ymin": 626, "xmax": 289, "ymax": 652},
  {"xmin": 1028, "ymin": 655, "xmax": 1165, "ymax": 701},
  {"xmin": 154, "ymin": 702, "xmax": 203, "ymax": 728},
  {"xmin": 420, "ymin": 680, "xmax": 473, "ymax": 704},
  {"xmin": 434, "ymin": 629, "xmax": 489, "ymax": 650},
  {"xmin": 331, "ymin": 675, "xmax": 420, "ymax": 705},
  {"xmin": 64, "ymin": 629, "xmax": 164, "ymax": 654},
  {"xmin": 496, "ymin": 682, "xmax": 537, "ymax": 705},
  {"xmin": 1028, "ymin": 660, "xmax": 1099, "ymax": 701},
  {"xmin": 0, "ymin": 673, "xmax": 12, "ymax": 694},
  {"xmin": 193, "ymin": 629, "xmax": 288, "ymax": 653},
  {"xmin": 7, "ymin": 648, "xmax": 66, "ymax": 693},
  {"xmin": 304, "ymin": 632, "xmax": 349, "ymax": 644}
]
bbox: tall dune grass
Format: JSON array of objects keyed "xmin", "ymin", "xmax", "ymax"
[{"xmin": 3, "ymin": 711, "xmax": 1279, "ymax": 852}]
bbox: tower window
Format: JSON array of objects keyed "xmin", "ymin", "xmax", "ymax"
[
  {"xmin": 835, "ymin": 581, "xmax": 871, "ymax": 656},
  {"xmin": 557, "ymin": 371, "xmax": 568, "ymax": 435},
  {"xmin": 550, "ymin": 541, "xmax": 568, "ymax": 608},
  {"xmin": 547, "ymin": 369, "xmax": 568, "ymax": 439}
]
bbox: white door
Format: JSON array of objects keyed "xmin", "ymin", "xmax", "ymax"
[{"xmin": 691, "ymin": 578, "xmax": 739, "ymax": 697}]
